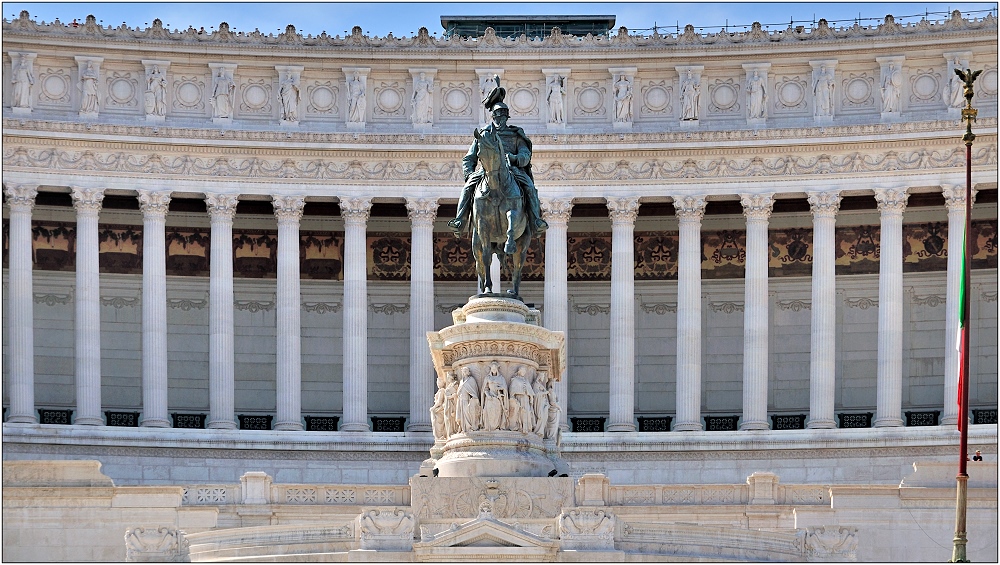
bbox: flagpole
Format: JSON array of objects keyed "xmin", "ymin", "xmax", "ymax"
[{"xmin": 950, "ymin": 66, "xmax": 980, "ymax": 564}]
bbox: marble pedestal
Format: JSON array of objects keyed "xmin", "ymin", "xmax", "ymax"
[{"xmin": 426, "ymin": 296, "xmax": 567, "ymax": 478}]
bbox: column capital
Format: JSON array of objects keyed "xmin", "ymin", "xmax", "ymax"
[
  {"xmin": 942, "ymin": 184, "xmax": 977, "ymax": 211},
  {"xmin": 606, "ymin": 196, "xmax": 640, "ymax": 224},
  {"xmin": 137, "ymin": 189, "xmax": 172, "ymax": 218},
  {"xmin": 405, "ymin": 197, "xmax": 439, "ymax": 227},
  {"xmin": 807, "ymin": 190, "xmax": 842, "ymax": 218},
  {"xmin": 340, "ymin": 196, "xmax": 373, "ymax": 226},
  {"xmin": 874, "ymin": 187, "xmax": 909, "ymax": 215},
  {"xmin": 70, "ymin": 187, "xmax": 105, "ymax": 213},
  {"xmin": 205, "ymin": 193, "xmax": 239, "ymax": 220},
  {"xmin": 541, "ymin": 198, "xmax": 573, "ymax": 224},
  {"xmin": 673, "ymin": 195, "xmax": 707, "ymax": 221},
  {"xmin": 4, "ymin": 184, "xmax": 38, "ymax": 211},
  {"xmin": 740, "ymin": 193, "xmax": 774, "ymax": 221},
  {"xmin": 273, "ymin": 195, "xmax": 306, "ymax": 223}
]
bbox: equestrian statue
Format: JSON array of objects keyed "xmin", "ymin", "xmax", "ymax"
[{"xmin": 448, "ymin": 76, "xmax": 548, "ymax": 300}]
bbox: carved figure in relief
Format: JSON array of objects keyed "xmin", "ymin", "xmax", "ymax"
[
  {"xmin": 614, "ymin": 73, "xmax": 632, "ymax": 122},
  {"xmin": 12, "ymin": 57, "xmax": 34, "ymax": 109},
  {"xmin": 456, "ymin": 366, "xmax": 481, "ymax": 433},
  {"xmin": 545, "ymin": 375, "xmax": 560, "ymax": 439},
  {"xmin": 944, "ymin": 57, "xmax": 965, "ymax": 108},
  {"xmin": 532, "ymin": 371, "xmax": 550, "ymax": 436},
  {"xmin": 348, "ymin": 71, "xmax": 366, "ymax": 122},
  {"xmin": 211, "ymin": 67, "xmax": 235, "ymax": 118},
  {"xmin": 546, "ymin": 75, "xmax": 565, "ymax": 124},
  {"xmin": 481, "ymin": 362, "xmax": 508, "ymax": 431},
  {"xmin": 279, "ymin": 75, "xmax": 300, "ymax": 122},
  {"xmin": 746, "ymin": 70, "xmax": 766, "ymax": 119},
  {"xmin": 443, "ymin": 371, "xmax": 460, "ymax": 437},
  {"xmin": 430, "ymin": 374, "xmax": 447, "ymax": 439},
  {"xmin": 881, "ymin": 63, "xmax": 901, "ymax": 113},
  {"xmin": 78, "ymin": 61, "xmax": 100, "ymax": 114},
  {"xmin": 508, "ymin": 368, "xmax": 534, "ymax": 433},
  {"xmin": 411, "ymin": 72, "xmax": 433, "ymax": 124},
  {"xmin": 145, "ymin": 65, "xmax": 167, "ymax": 117},
  {"xmin": 813, "ymin": 65, "xmax": 834, "ymax": 117},
  {"xmin": 680, "ymin": 70, "xmax": 700, "ymax": 120}
]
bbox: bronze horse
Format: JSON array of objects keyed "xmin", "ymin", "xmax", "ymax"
[{"xmin": 470, "ymin": 126, "xmax": 532, "ymax": 299}]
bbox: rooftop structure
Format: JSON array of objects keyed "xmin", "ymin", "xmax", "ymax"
[{"xmin": 441, "ymin": 14, "xmax": 616, "ymax": 39}]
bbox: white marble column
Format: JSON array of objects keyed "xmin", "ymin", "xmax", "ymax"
[
  {"xmin": 542, "ymin": 198, "xmax": 573, "ymax": 430},
  {"xmin": 606, "ymin": 197, "xmax": 640, "ymax": 432},
  {"xmin": 205, "ymin": 193, "xmax": 239, "ymax": 430},
  {"xmin": 941, "ymin": 184, "xmax": 975, "ymax": 427},
  {"xmin": 806, "ymin": 190, "xmax": 841, "ymax": 429},
  {"xmin": 673, "ymin": 195, "xmax": 707, "ymax": 431},
  {"xmin": 273, "ymin": 195, "xmax": 306, "ymax": 431},
  {"xmin": 4, "ymin": 184, "xmax": 38, "ymax": 424},
  {"xmin": 71, "ymin": 187, "xmax": 105, "ymax": 426},
  {"xmin": 405, "ymin": 197, "xmax": 438, "ymax": 432},
  {"xmin": 340, "ymin": 197, "xmax": 373, "ymax": 432},
  {"xmin": 137, "ymin": 189, "xmax": 172, "ymax": 428},
  {"xmin": 873, "ymin": 187, "xmax": 909, "ymax": 427},
  {"xmin": 739, "ymin": 193, "xmax": 774, "ymax": 431}
]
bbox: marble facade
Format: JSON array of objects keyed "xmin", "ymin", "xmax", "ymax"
[{"xmin": 2, "ymin": 9, "xmax": 998, "ymax": 562}]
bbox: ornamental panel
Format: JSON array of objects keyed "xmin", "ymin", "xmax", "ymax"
[
  {"xmin": 104, "ymin": 71, "xmax": 139, "ymax": 110},
  {"xmin": 440, "ymin": 82, "xmax": 474, "ymax": 118},
  {"xmin": 509, "ymin": 82, "xmax": 539, "ymax": 118},
  {"xmin": 301, "ymin": 231, "xmax": 343, "ymax": 280},
  {"xmin": 373, "ymin": 81, "xmax": 405, "ymax": 117},
  {"xmin": 98, "ymin": 225, "xmax": 142, "ymax": 273},
  {"xmin": 840, "ymin": 72, "xmax": 875, "ymax": 110},
  {"xmin": 639, "ymin": 80, "xmax": 672, "ymax": 115},
  {"xmin": 171, "ymin": 72, "xmax": 207, "ymax": 114},
  {"xmin": 908, "ymin": 68, "xmax": 942, "ymax": 105},
  {"xmin": 233, "ymin": 230, "xmax": 277, "ymax": 278},
  {"xmin": 306, "ymin": 80, "xmax": 339, "ymax": 116},
  {"xmin": 165, "ymin": 228, "xmax": 210, "ymax": 277},
  {"xmin": 37, "ymin": 67, "xmax": 72, "ymax": 106}
]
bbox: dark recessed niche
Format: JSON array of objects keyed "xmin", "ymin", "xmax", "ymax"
[
  {"xmin": 303, "ymin": 201, "xmax": 341, "ymax": 216},
  {"xmin": 168, "ymin": 198, "xmax": 207, "ymax": 213},
  {"xmin": 369, "ymin": 202, "xmax": 409, "ymax": 218},
  {"xmin": 101, "ymin": 195, "xmax": 140, "ymax": 210},
  {"xmin": 35, "ymin": 192, "xmax": 74, "ymax": 207},
  {"xmin": 235, "ymin": 200, "xmax": 274, "ymax": 216}
]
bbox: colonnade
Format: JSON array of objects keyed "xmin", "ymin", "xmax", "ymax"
[{"xmin": 1, "ymin": 184, "xmax": 976, "ymax": 431}]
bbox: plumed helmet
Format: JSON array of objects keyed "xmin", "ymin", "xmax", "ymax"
[
  {"xmin": 490, "ymin": 102, "xmax": 509, "ymax": 114},
  {"xmin": 482, "ymin": 74, "xmax": 506, "ymax": 109}
]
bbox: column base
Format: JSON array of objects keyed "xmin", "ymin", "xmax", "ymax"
[
  {"xmin": 939, "ymin": 416, "xmax": 959, "ymax": 427},
  {"xmin": 406, "ymin": 422, "xmax": 433, "ymax": 433},
  {"xmin": 806, "ymin": 418, "xmax": 836, "ymax": 429},
  {"xmin": 739, "ymin": 421, "xmax": 770, "ymax": 431},
  {"xmin": 873, "ymin": 417, "xmax": 904, "ymax": 428},
  {"xmin": 672, "ymin": 421, "xmax": 704, "ymax": 432},
  {"xmin": 340, "ymin": 422, "xmax": 372, "ymax": 432},
  {"xmin": 74, "ymin": 417, "xmax": 104, "ymax": 426},
  {"xmin": 5, "ymin": 415, "xmax": 39, "ymax": 424},
  {"xmin": 207, "ymin": 420, "xmax": 238, "ymax": 430},
  {"xmin": 606, "ymin": 423, "xmax": 636, "ymax": 432},
  {"xmin": 140, "ymin": 418, "xmax": 171, "ymax": 428},
  {"xmin": 274, "ymin": 422, "xmax": 304, "ymax": 431}
]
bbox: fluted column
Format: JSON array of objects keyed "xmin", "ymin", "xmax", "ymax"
[
  {"xmin": 405, "ymin": 197, "xmax": 438, "ymax": 432},
  {"xmin": 4, "ymin": 184, "xmax": 38, "ymax": 424},
  {"xmin": 205, "ymin": 193, "xmax": 239, "ymax": 430},
  {"xmin": 806, "ymin": 190, "xmax": 841, "ymax": 429},
  {"xmin": 873, "ymin": 187, "xmax": 909, "ymax": 427},
  {"xmin": 941, "ymin": 184, "xmax": 975, "ymax": 427},
  {"xmin": 541, "ymin": 198, "xmax": 573, "ymax": 430},
  {"xmin": 137, "ymin": 189, "xmax": 172, "ymax": 428},
  {"xmin": 340, "ymin": 197, "xmax": 373, "ymax": 432},
  {"xmin": 673, "ymin": 195, "xmax": 707, "ymax": 431},
  {"xmin": 607, "ymin": 197, "xmax": 640, "ymax": 432},
  {"xmin": 273, "ymin": 195, "xmax": 306, "ymax": 431},
  {"xmin": 739, "ymin": 193, "xmax": 774, "ymax": 431},
  {"xmin": 71, "ymin": 187, "xmax": 105, "ymax": 426}
]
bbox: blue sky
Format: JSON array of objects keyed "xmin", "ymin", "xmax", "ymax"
[{"xmin": 3, "ymin": 2, "xmax": 997, "ymax": 37}]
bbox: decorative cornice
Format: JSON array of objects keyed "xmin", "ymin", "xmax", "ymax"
[
  {"xmin": 574, "ymin": 303, "xmax": 611, "ymax": 316},
  {"xmin": 806, "ymin": 191, "xmax": 842, "ymax": 217},
  {"xmin": 204, "ymin": 193, "xmax": 238, "ymax": 220},
  {"xmin": 844, "ymin": 297, "xmax": 878, "ymax": 309},
  {"xmin": 3, "ymin": 183, "xmax": 38, "ymax": 211},
  {"xmin": 639, "ymin": 300, "xmax": 678, "ymax": 315},
  {"xmin": 272, "ymin": 195, "xmax": 306, "ymax": 223},
  {"xmin": 34, "ymin": 292, "xmax": 72, "ymax": 306},
  {"xmin": 540, "ymin": 198, "xmax": 573, "ymax": 224},
  {"xmin": 136, "ymin": 189, "xmax": 171, "ymax": 218},
  {"xmin": 340, "ymin": 197, "xmax": 372, "ymax": 225},
  {"xmin": 740, "ymin": 193, "xmax": 774, "ymax": 221},
  {"xmin": 101, "ymin": 295, "xmax": 140, "ymax": 309},
  {"xmin": 777, "ymin": 300, "xmax": 811, "ymax": 312},
  {"xmin": 606, "ymin": 197, "xmax": 640, "ymax": 224},
  {"xmin": 404, "ymin": 197, "xmax": 438, "ymax": 226},
  {"xmin": 369, "ymin": 302, "xmax": 410, "ymax": 315},
  {"xmin": 70, "ymin": 186, "xmax": 104, "ymax": 213},
  {"xmin": 709, "ymin": 301, "xmax": 744, "ymax": 314},
  {"xmin": 303, "ymin": 301, "xmax": 342, "ymax": 314},
  {"xmin": 874, "ymin": 187, "xmax": 909, "ymax": 215},
  {"xmin": 234, "ymin": 300, "xmax": 274, "ymax": 313},
  {"xmin": 168, "ymin": 298, "xmax": 207, "ymax": 311},
  {"xmin": 672, "ymin": 195, "xmax": 706, "ymax": 221}
]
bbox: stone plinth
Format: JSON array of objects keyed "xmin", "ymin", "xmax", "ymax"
[{"xmin": 426, "ymin": 296, "xmax": 567, "ymax": 478}]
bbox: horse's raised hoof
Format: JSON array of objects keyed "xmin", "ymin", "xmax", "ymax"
[{"xmin": 504, "ymin": 241, "xmax": 517, "ymax": 254}]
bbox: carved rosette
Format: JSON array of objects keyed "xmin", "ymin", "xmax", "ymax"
[
  {"xmin": 541, "ymin": 198, "xmax": 573, "ymax": 225},
  {"xmin": 137, "ymin": 189, "xmax": 171, "ymax": 219},
  {"xmin": 405, "ymin": 197, "xmax": 438, "ymax": 227},
  {"xmin": 4, "ymin": 184, "xmax": 38, "ymax": 212},
  {"xmin": 740, "ymin": 193, "xmax": 774, "ymax": 222},
  {"xmin": 806, "ymin": 190, "xmax": 842, "ymax": 218},
  {"xmin": 340, "ymin": 196, "xmax": 372, "ymax": 226},
  {"xmin": 272, "ymin": 195, "xmax": 305, "ymax": 224},
  {"xmin": 70, "ymin": 186, "xmax": 105, "ymax": 215},
  {"xmin": 204, "ymin": 193, "xmax": 238, "ymax": 221},
  {"xmin": 673, "ymin": 195, "xmax": 707, "ymax": 222},
  {"xmin": 606, "ymin": 197, "xmax": 640, "ymax": 225},
  {"xmin": 941, "ymin": 183, "xmax": 976, "ymax": 211},
  {"xmin": 874, "ymin": 187, "xmax": 909, "ymax": 216}
]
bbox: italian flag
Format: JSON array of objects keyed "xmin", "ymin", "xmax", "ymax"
[{"xmin": 956, "ymin": 226, "xmax": 968, "ymax": 433}]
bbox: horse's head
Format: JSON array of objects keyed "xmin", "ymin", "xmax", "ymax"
[{"xmin": 474, "ymin": 126, "xmax": 508, "ymax": 177}]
